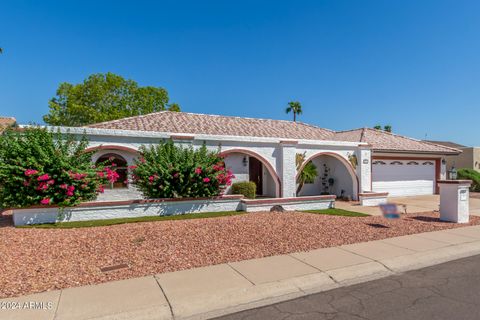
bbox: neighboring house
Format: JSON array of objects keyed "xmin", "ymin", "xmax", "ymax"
[
  {"xmin": 426, "ymin": 140, "xmax": 480, "ymax": 173},
  {"xmin": 29, "ymin": 112, "xmax": 460, "ymax": 200},
  {"xmin": 0, "ymin": 116, "xmax": 16, "ymax": 133}
]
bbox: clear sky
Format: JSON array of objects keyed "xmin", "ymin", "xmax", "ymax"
[{"xmin": 1, "ymin": 1, "xmax": 479, "ymax": 146}]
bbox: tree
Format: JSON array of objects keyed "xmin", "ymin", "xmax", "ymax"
[
  {"xmin": 43, "ymin": 72, "xmax": 181, "ymax": 126},
  {"xmin": 168, "ymin": 102, "xmax": 181, "ymax": 112},
  {"xmin": 296, "ymin": 152, "xmax": 318, "ymax": 195},
  {"xmin": 0, "ymin": 48, "xmax": 3, "ymax": 54},
  {"xmin": 285, "ymin": 101, "xmax": 303, "ymax": 122},
  {"xmin": 373, "ymin": 124, "xmax": 392, "ymax": 132}
]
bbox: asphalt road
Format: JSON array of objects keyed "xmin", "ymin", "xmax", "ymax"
[{"xmin": 216, "ymin": 254, "xmax": 480, "ymax": 320}]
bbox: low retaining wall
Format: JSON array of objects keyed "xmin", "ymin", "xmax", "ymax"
[
  {"xmin": 241, "ymin": 195, "xmax": 336, "ymax": 212},
  {"xmin": 12, "ymin": 195, "xmax": 244, "ymax": 226},
  {"xmin": 358, "ymin": 192, "xmax": 389, "ymax": 207}
]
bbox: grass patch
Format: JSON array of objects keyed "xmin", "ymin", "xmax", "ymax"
[
  {"xmin": 18, "ymin": 211, "xmax": 245, "ymax": 229},
  {"xmin": 303, "ymin": 208, "xmax": 369, "ymax": 217}
]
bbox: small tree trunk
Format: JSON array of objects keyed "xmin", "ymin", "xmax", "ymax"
[{"xmin": 293, "ymin": 112, "xmax": 296, "ymax": 122}]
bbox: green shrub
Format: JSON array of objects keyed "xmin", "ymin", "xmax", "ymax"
[
  {"xmin": 131, "ymin": 140, "xmax": 234, "ymax": 198},
  {"xmin": 457, "ymin": 168, "xmax": 480, "ymax": 192},
  {"xmin": 0, "ymin": 127, "xmax": 117, "ymax": 208},
  {"xmin": 231, "ymin": 181, "xmax": 256, "ymax": 199}
]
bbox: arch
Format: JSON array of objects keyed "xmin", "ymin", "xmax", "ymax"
[
  {"xmin": 219, "ymin": 148, "xmax": 282, "ymax": 197},
  {"xmin": 95, "ymin": 153, "xmax": 129, "ymax": 189},
  {"xmin": 84, "ymin": 145, "xmax": 140, "ymax": 154},
  {"xmin": 296, "ymin": 152, "xmax": 359, "ymax": 199}
]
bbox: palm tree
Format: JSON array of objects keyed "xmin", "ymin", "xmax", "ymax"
[
  {"xmin": 285, "ymin": 101, "xmax": 303, "ymax": 122},
  {"xmin": 0, "ymin": 48, "xmax": 3, "ymax": 54}
]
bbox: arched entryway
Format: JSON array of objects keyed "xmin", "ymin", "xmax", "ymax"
[
  {"xmin": 296, "ymin": 152, "xmax": 359, "ymax": 200},
  {"xmin": 220, "ymin": 149, "xmax": 281, "ymax": 198},
  {"xmin": 95, "ymin": 153, "xmax": 129, "ymax": 189}
]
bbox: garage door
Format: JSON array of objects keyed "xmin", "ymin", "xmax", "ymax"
[{"xmin": 372, "ymin": 159, "xmax": 436, "ymax": 197}]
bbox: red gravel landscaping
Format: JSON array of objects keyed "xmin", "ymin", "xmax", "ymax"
[{"xmin": 1, "ymin": 211, "xmax": 479, "ymax": 299}]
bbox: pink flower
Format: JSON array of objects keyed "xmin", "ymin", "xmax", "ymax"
[
  {"xmin": 60, "ymin": 184, "xmax": 68, "ymax": 189},
  {"xmin": 36, "ymin": 182, "xmax": 49, "ymax": 191},
  {"xmin": 40, "ymin": 198, "xmax": 50, "ymax": 205},
  {"xmin": 173, "ymin": 172, "xmax": 179, "ymax": 178},
  {"xmin": 203, "ymin": 177, "xmax": 210, "ymax": 183},
  {"xmin": 67, "ymin": 186, "xmax": 75, "ymax": 197},
  {"xmin": 23, "ymin": 180, "xmax": 30, "ymax": 187},
  {"xmin": 37, "ymin": 174, "xmax": 50, "ymax": 181},
  {"xmin": 128, "ymin": 165, "xmax": 137, "ymax": 170},
  {"xmin": 195, "ymin": 167, "xmax": 202, "ymax": 174},
  {"xmin": 47, "ymin": 179, "xmax": 55, "ymax": 185},
  {"xmin": 97, "ymin": 171, "xmax": 105, "ymax": 178},
  {"xmin": 97, "ymin": 185, "xmax": 105, "ymax": 193},
  {"xmin": 24, "ymin": 169, "xmax": 38, "ymax": 176},
  {"xmin": 148, "ymin": 175, "xmax": 155, "ymax": 182}
]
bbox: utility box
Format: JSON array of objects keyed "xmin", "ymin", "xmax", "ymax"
[{"xmin": 438, "ymin": 180, "xmax": 472, "ymax": 223}]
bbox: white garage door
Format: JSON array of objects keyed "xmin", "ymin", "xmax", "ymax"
[{"xmin": 372, "ymin": 159, "xmax": 436, "ymax": 197}]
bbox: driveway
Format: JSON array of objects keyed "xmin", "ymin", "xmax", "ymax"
[{"xmin": 336, "ymin": 194, "xmax": 480, "ymax": 216}]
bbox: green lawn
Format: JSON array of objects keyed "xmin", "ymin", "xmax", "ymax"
[
  {"xmin": 303, "ymin": 208, "xmax": 369, "ymax": 217},
  {"xmin": 19, "ymin": 211, "xmax": 245, "ymax": 229}
]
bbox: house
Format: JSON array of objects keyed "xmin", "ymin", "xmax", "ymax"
[
  {"xmin": 426, "ymin": 140, "xmax": 480, "ymax": 173},
  {"xmin": 0, "ymin": 117, "xmax": 16, "ymax": 133},
  {"xmin": 38, "ymin": 112, "xmax": 460, "ymax": 201}
]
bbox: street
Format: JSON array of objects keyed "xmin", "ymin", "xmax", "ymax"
[{"xmin": 216, "ymin": 254, "xmax": 480, "ymax": 320}]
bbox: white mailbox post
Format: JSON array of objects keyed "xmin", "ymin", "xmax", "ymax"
[{"xmin": 438, "ymin": 180, "xmax": 472, "ymax": 223}]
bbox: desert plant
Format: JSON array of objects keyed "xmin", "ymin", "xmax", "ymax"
[
  {"xmin": 457, "ymin": 168, "xmax": 480, "ymax": 192},
  {"xmin": 296, "ymin": 152, "xmax": 318, "ymax": 195},
  {"xmin": 130, "ymin": 140, "xmax": 234, "ymax": 198},
  {"xmin": 0, "ymin": 127, "xmax": 118, "ymax": 208},
  {"xmin": 231, "ymin": 181, "xmax": 256, "ymax": 199}
]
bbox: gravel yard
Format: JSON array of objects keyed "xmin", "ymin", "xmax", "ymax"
[{"xmin": 1, "ymin": 211, "xmax": 479, "ymax": 299}]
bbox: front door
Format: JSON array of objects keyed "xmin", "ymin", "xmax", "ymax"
[{"xmin": 249, "ymin": 157, "xmax": 263, "ymax": 195}]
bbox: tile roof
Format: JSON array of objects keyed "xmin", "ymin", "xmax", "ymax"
[
  {"xmin": 0, "ymin": 117, "xmax": 16, "ymax": 133},
  {"xmin": 424, "ymin": 140, "xmax": 468, "ymax": 149},
  {"xmin": 86, "ymin": 112, "xmax": 461, "ymax": 154},
  {"xmin": 87, "ymin": 111, "xmax": 335, "ymax": 140},
  {"xmin": 334, "ymin": 128, "xmax": 461, "ymax": 154}
]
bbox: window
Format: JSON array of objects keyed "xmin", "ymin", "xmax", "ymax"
[{"xmin": 96, "ymin": 153, "xmax": 128, "ymax": 189}]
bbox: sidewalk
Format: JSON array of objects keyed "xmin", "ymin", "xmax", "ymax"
[{"xmin": 3, "ymin": 225, "xmax": 480, "ymax": 320}]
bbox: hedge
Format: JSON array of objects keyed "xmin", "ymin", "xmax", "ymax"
[
  {"xmin": 231, "ymin": 181, "xmax": 256, "ymax": 199},
  {"xmin": 457, "ymin": 168, "xmax": 480, "ymax": 192}
]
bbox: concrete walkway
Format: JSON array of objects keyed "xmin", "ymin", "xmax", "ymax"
[
  {"xmin": 336, "ymin": 195, "xmax": 480, "ymax": 216},
  {"xmin": 3, "ymin": 226, "xmax": 480, "ymax": 320}
]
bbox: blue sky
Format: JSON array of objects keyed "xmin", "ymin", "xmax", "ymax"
[{"xmin": 1, "ymin": 1, "xmax": 479, "ymax": 145}]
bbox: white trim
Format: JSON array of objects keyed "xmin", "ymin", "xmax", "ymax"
[{"xmin": 19, "ymin": 125, "xmax": 369, "ymax": 148}]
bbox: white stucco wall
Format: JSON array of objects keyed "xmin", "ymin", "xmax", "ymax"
[
  {"xmin": 298, "ymin": 156, "xmax": 355, "ymax": 200},
  {"xmin": 44, "ymin": 126, "xmax": 369, "ymax": 200},
  {"xmin": 12, "ymin": 198, "xmax": 243, "ymax": 226}
]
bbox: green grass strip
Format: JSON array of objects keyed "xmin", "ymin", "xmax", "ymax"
[
  {"xmin": 18, "ymin": 211, "xmax": 245, "ymax": 229},
  {"xmin": 302, "ymin": 208, "xmax": 369, "ymax": 217}
]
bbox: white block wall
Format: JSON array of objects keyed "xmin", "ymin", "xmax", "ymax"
[{"xmin": 12, "ymin": 198, "xmax": 243, "ymax": 226}]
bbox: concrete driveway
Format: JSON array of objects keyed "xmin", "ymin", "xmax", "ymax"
[{"xmin": 336, "ymin": 194, "xmax": 480, "ymax": 216}]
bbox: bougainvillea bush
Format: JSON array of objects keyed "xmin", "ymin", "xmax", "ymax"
[
  {"xmin": 131, "ymin": 140, "xmax": 234, "ymax": 198},
  {"xmin": 0, "ymin": 127, "xmax": 118, "ymax": 208}
]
